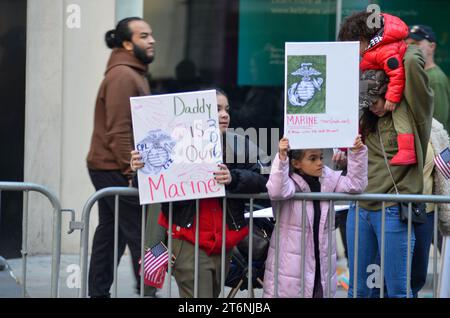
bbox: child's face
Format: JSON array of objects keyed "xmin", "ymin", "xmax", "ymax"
[
  {"xmin": 292, "ymin": 149, "xmax": 324, "ymax": 177},
  {"xmin": 217, "ymin": 94, "xmax": 230, "ymax": 134},
  {"xmin": 369, "ymin": 97, "xmax": 387, "ymax": 117}
]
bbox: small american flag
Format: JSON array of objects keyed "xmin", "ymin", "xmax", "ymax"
[
  {"xmin": 434, "ymin": 147, "xmax": 450, "ymax": 180},
  {"xmin": 139, "ymin": 242, "xmax": 170, "ymax": 289}
]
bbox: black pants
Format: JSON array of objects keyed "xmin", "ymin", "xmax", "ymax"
[
  {"xmin": 88, "ymin": 170, "xmax": 142, "ymax": 297},
  {"xmin": 335, "ymin": 210, "xmax": 348, "ymax": 260}
]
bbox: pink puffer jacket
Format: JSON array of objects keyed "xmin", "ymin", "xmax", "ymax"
[{"xmin": 263, "ymin": 147, "xmax": 368, "ymax": 298}]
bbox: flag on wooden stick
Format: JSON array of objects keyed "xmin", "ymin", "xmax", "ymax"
[{"xmin": 139, "ymin": 241, "xmax": 173, "ymax": 289}]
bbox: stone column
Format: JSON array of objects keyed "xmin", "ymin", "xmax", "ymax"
[
  {"xmin": 25, "ymin": 0, "xmax": 117, "ymax": 253},
  {"xmin": 25, "ymin": 0, "xmax": 148, "ymax": 254},
  {"xmin": 25, "ymin": 0, "xmax": 65, "ymax": 254}
]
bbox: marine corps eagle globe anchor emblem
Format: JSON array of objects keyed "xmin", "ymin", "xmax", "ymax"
[
  {"xmin": 137, "ymin": 129, "xmax": 176, "ymax": 175},
  {"xmin": 288, "ymin": 63, "xmax": 324, "ymax": 107}
]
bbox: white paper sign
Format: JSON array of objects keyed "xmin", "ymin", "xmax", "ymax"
[
  {"xmin": 244, "ymin": 204, "xmax": 349, "ymax": 219},
  {"xmin": 130, "ymin": 90, "xmax": 225, "ymax": 205},
  {"xmin": 284, "ymin": 42, "xmax": 360, "ymax": 149}
]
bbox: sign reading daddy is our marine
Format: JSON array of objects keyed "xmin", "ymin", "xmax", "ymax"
[
  {"xmin": 130, "ymin": 90, "xmax": 225, "ymax": 205},
  {"xmin": 285, "ymin": 42, "xmax": 360, "ymax": 150}
]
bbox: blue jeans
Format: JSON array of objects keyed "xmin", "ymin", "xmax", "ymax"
[
  {"xmin": 411, "ymin": 212, "xmax": 435, "ymax": 298},
  {"xmin": 346, "ymin": 204, "xmax": 415, "ymax": 298}
]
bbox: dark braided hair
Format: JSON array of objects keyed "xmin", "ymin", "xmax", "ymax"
[
  {"xmin": 289, "ymin": 149, "xmax": 307, "ymax": 175},
  {"xmin": 105, "ymin": 17, "xmax": 144, "ymax": 49}
]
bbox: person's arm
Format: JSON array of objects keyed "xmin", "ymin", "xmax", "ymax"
[
  {"xmin": 130, "ymin": 150, "xmax": 144, "ymax": 171},
  {"xmin": 377, "ymin": 45, "xmax": 405, "ymax": 104},
  {"xmin": 265, "ymin": 153, "xmax": 298, "ymax": 200},
  {"xmin": 335, "ymin": 136, "xmax": 368, "ymax": 193},
  {"xmin": 265, "ymin": 138, "xmax": 296, "ymax": 200},
  {"xmin": 104, "ymin": 68, "xmax": 140, "ymax": 180},
  {"xmin": 402, "ymin": 46, "xmax": 434, "ymax": 127},
  {"xmin": 226, "ymin": 163, "xmax": 268, "ymax": 194},
  {"xmin": 332, "ymin": 149, "xmax": 348, "ymax": 171}
]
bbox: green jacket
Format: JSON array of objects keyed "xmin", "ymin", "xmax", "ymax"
[
  {"xmin": 361, "ymin": 45, "xmax": 434, "ymax": 211},
  {"xmin": 427, "ymin": 65, "xmax": 450, "ymax": 133}
]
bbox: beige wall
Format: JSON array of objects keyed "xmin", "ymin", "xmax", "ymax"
[
  {"xmin": 25, "ymin": 0, "xmax": 118, "ymax": 254},
  {"xmin": 24, "ymin": 0, "xmax": 178, "ymax": 254},
  {"xmin": 25, "ymin": 0, "xmax": 65, "ymax": 254},
  {"xmin": 60, "ymin": 0, "xmax": 117, "ymax": 253}
]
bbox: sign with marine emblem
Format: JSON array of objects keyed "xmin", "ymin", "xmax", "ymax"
[
  {"xmin": 285, "ymin": 42, "xmax": 360, "ymax": 149},
  {"xmin": 287, "ymin": 58, "xmax": 325, "ymax": 111},
  {"xmin": 130, "ymin": 90, "xmax": 225, "ymax": 205}
]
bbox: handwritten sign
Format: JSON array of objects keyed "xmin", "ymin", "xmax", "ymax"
[
  {"xmin": 131, "ymin": 90, "xmax": 225, "ymax": 205},
  {"xmin": 284, "ymin": 42, "xmax": 359, "ymax": 149}
]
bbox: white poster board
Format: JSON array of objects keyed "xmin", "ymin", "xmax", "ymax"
[
  {"xmin": 130, "ymin": 90, "xmax": 225, "ymax": 205},
  {"xmin": 284, "ymin": 42, "xmax": 360, "ymax": 149},
  {"xmin": 244, "ymin": 204, "xmax": 349, "ymax": 219}
]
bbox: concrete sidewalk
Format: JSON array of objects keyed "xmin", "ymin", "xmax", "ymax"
[
  {"xmin": 4, "ymin": 254, "xmax": 267, "ymax": 298},
  {"xmin": 0, "ymin": 267, "xmax": 23, "ymax": 298},
  {"xmin": 2, "ymin": 254, "xmax": 437, "ymax": 298}
]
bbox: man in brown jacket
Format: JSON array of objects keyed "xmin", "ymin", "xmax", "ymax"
[{"xmin": 86, "ymin": 17, "xmax": 155, "ymax": 298}]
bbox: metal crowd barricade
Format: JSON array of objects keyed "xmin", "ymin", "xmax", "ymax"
[
  {"xmin": 227, "ymin": 192, "xmax": 449, "ymax": 299},
  {"xmin": 78, "ymin": 188, "xmax": 450, "ymax": 298},
  {"xmin": 78, "ymin": 187, "xmax": 140, "ymax": 298},
  {"xmin": 0, "ymin": 182, "xmax": 62, "ymax": 298}
]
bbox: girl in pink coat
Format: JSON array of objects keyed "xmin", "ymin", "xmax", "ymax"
[{"xmin": 263, "ymin": 136, "xmax": 368, "ymax": 298}]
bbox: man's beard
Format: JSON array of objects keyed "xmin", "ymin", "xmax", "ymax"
[{"xmin": 133, "ymin": 44, "xmax": 154, "ymax": 65}]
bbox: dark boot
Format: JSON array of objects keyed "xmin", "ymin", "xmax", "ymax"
[{"xmin": 390, "ymin": 133, "xmax": 417, "ymax": 166}]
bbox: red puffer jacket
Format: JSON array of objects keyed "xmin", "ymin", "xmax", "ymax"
[
  {"xmin": 158, "ymin": 198, "xmax": 249, "ymax": 255},
  {"xmin": 360, "ymin": 13, "xmax": 409, "ymax": 103}
]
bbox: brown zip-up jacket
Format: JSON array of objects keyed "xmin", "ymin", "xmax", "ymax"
[{"xmin": 87, "ymin": 48, "xmax": 150, "ymax": 179}]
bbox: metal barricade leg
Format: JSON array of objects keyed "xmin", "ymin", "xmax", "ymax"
[
  {"xmin": 433, "ymin": 206, "xmax": 439, "ymax": 298},
  {"xmin": 112, "ymin": 195, "xmax": 119, "ymax": 298},
  {"xmin": 221, "ymin": 197, "xmax": 227, "ymax": 298},
  {"xmin": 21, "ymin": 190, "xmax": 29, "ymax": 298},
  {"xmin": 167, "ymin": 203, "xmax": 173, "ymax": 298},
  {"xmin": 140, "ymin": 205, "xmax": 146, "ymax": 298},
  {"xmin": 247, "ymin": 198, "xmax": 254, "ymax": 298},
  {"xmin": 327, "ymin": 201, "xmax": 334, "ymax": 298},
  {"xmin": 406, "ymin": 202, "xmax": 413, "ymax": 299},
  {"xmin": 353, "ymin": 201, "xmax": 359, "ymax": 298},
  {"xmin": 380, "ymin": 202, "xmax": 386, "ymax": 298},
  {"xmin": 300, "ymin": 200, "xmax": 306, "ymax": 298},
  {"xmin": 78, "ymin": 187, "xmax": 139, "ymax": 298},
  {"xmin": 0, "ymin": 182, "xmax": 62, "ymax": 298},
  {"xmin": 194, "ymin": 200, "xmax": 200, "ymax": 298},
  {"xmin": 274, "ymin": 203, "xmax": 281, "ymax": 298}
]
